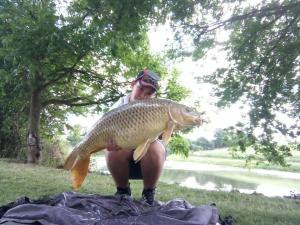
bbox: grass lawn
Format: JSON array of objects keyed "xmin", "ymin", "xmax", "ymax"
[{"xmin": 0, "ymin": 159, "xmax": 299, "ymax": 225}]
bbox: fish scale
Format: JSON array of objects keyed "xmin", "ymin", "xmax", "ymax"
[{"xmin": 64, "ymin": 98, "xmax": 203, "ymax": 189}]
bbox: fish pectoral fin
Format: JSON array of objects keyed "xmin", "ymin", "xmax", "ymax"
[
  {"xmin": 162, "ymin": 121, "xmax": 176, "ymax": 145},
  {"xmin": 133, "ymin": 139, "xmax": 151, "ymax": 162}
]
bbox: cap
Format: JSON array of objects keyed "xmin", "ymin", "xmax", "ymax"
[{"xmin": 135, "ymin": 69, "xmax": 160, "ymax": 91}]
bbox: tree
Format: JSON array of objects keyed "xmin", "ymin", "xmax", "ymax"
[
  {"xmin": 0, "ymin": 60, "xmax": 28, "ymax": 158},
  {"xmin": 212, "ymin": 129, "xmax": 227, "ymax": 149},
  {"xmin": 66, "ymin": 124, "xmax": 85, "ymax": 147},
  {"xmin": 193, "ymin": 137, "xmax": 213, "ymax": 150},
  {"xmin": 4, "ymin": 0, "xmax": 297, "ymax": 165},
  {"xmin": 0, "ymin": 0, "xmax": 166, "ymax": 163},
  {"xmin": 168, "ymin": 134, "xmax": 190, "ymax": 157},
  {"xmin": 191, "ymin": 130, "xmax": 229, "ymax": 150},
  {"xmin": 205, "ymin": 0, "xmax": 300, "ymax": 164},
  {"xmin": 162, "ymin": 0, "xmax": 300, "ymax": 164},
  {"xmin": 0, "ymin": 0, "xmax": 192, "ymax": 163}
]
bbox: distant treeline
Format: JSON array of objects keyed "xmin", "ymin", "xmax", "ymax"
[{"xmin": 190, "ymin": 129, "xmax": 228, "ymax": 151}]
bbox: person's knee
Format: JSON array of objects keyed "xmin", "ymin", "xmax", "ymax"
[
  {"xmin": 140, "ymin": 140, "xmax": 165, "ymax": 188},
  {"xmin": 141, "ymin": 141, "xmax": 166, "ymax": 167},
  {"xmin": 146, "ymin": 140, "xmax": 165, "ymax": 159}
]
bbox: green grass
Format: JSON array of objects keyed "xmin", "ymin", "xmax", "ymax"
[
  {"xmin": 0, "ymin": 159, "xmax": 299, "ymax": 225},
  {"xmin": 168, "ymin": 149, "xmax": 300, "ymax": 172}
]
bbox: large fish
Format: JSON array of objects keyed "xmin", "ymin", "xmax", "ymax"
[{"xmin": 64, "ymin": 98, "xmax": 203, "ymax": 189}]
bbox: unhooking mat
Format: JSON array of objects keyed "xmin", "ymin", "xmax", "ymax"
[{"xmin": 0, "ymin": 192, "xmax": 219, "ymax": 225}]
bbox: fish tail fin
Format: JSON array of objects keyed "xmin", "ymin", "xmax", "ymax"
[
  {"xmin": 70, "ymin": 155, "xmax": 90, "ymax": 190},
  {"xmin": 64, "ymin": 149, "xmax": 90, "ymax": 190},
  {"xmin": 64, "ymin": 148, "xmax": 79, "ymax": 170}
]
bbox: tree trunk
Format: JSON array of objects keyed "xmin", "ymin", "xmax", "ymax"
[{"xmin": 27, "ymin": 90, "xmax": 42, "ymax": 164}]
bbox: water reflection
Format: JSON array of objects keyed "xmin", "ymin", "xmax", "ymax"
[
  {"xmin": 255, "ymin": 184, "xmax": 292, "ymax": 197},
  {"xmin": 161, "ymin": 169, "xmax": 300, "ymax": 197},
  {"xmin": 92, "ymin": 156, "xmax": 300, "ymax": 198}
]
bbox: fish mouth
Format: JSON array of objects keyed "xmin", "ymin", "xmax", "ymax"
[{"xmin": 194, "ymin": 118, "xmax": 203, "ymax": 126}]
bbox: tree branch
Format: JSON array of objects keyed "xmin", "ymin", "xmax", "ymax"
[
  {"xmin": 41, "ymin": 94, "xmax": 123, "ymax": 108},
  {"xmin": 42, "ymin": 97, "xmax": 85, "ymax": 107},
  {"xmin": 254, "ymin": 16, "xmax": 299, "ymax": 74},
  {"xmin": 39, "ymin": 48, "xmax": 92, "ymax": 91},
  {"xmin": 185, "ymin": 1, "xmax": 300, "ymax": 35}
]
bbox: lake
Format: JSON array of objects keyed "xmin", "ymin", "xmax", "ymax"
[{"xmin": 92, "ymin": 156, "xmax": 300, "ymax": 198}]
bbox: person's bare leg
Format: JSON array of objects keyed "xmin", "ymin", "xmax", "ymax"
[
  {"xmin": 140, "ymin": 140, "xmax": 165, "ymax": 189},
  {"xmin": 105, "ymin": 149, "xmax": 132, "ymax": 188}
]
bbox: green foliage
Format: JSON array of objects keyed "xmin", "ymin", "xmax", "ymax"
[
  {"xmin": 163, "ymin": 69, "xmax": 190, "ymax": 101},
  {"xmin": 159, "ymin": 0, "xmax": 299, "ymax": 164},
  {"xmin": 191, "ymin": 129, "xmax": 229, "ymax": 150},
  {"xmin": 66, "ymin": 124, "xmax": 86, "ymax": 147},
  {"xmin": 290, "ymin": 143, "xmax": 300, "ymax": 152},
  {"xmin": 169, "ymin": 134, "xmax": 190, "ymax": 157},
  {"xmin": 0, "ymin": 67, "xmax": 28, "ymax": 157},
  {"xmin": 160, "ymin": 0, "xmax": 220, "ymax": 60},
  {"xmin": 192, "ymin": 137, "xmax": 213, "ymax": 150},
  {"xmin": 0, "ymin": 0, "xmax": 173, "ymax": 159},
  {"xmin": 39, "ymin": 140, "xmax": 65, "ymax": 168},
  {"xmin": 223, "ymin": 126, "xmax": 293, "ymax": 167},
  {"xmin": 212, "ymin": 129, "xmax": 228, "ymax": 149},
  {"xmin": 3, "ymin": 0, "xmax": 298, "ymax": 166},
  {"xmin": 196, "ymin": 0, "xmax": 300, "ymax": 164}
]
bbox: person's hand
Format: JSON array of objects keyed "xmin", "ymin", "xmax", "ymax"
[{"xmin": 106, "ymin": 139, "xmax": 122, "ymax": 151}]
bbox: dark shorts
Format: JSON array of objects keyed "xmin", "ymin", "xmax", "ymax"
[
  {"xmin": 129, "ymin": 140, "xmax": 168, "ymax": 180},
  {"xmin": 129, "ymin": 157, "xmax": 143, "ymax": 180}
]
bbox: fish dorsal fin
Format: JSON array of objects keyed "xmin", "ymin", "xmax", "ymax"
[
  {"xmin": 133, "ymin": 139, "xmax": 151, "ymax": 162},
  {"xmin": 162, "ymin": 121, "xmax": 176, "ymax": 145}
]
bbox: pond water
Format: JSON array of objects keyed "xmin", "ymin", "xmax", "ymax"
[{"xmin": 92, "ymin": 157, "xmax": 300, "ymax": 198}]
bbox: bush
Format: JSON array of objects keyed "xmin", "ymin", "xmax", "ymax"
[
  {"xmin": 39, "ymin": 140, "xmax": 65, "ymax": 168},
  {"xmin": 169, "ymin": 134, "xmax": 190, "ymax": 157}
]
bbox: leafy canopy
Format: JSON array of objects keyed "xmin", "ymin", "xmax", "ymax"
[
  {"xmin": 201, "ymin": 0, "xmax": 300, "ymax": 164},
  {"xmin": 0, "ymin": 0, "xmax": 190, "ymax": 158}
]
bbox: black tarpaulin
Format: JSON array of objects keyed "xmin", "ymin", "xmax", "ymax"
[{"xmin": 0, "ymin": 192, "xmax": 219, "ymax": 225}]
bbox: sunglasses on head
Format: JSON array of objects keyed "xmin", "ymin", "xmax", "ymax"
[
  {"xmin": 137, "ymin": 70, "xmax": 160, "ymax": 90},
  {"xmin": 136, "ymin": 81, "xmax": 156, "ymax": 95},
  {"xmin": 141, "ymin": 75, "xmax": 159, "ymax": 88}
]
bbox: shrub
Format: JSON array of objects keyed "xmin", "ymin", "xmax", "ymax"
[{"xmin": 39, "ymin": 140, "xmax": 65, "ymax": 168}]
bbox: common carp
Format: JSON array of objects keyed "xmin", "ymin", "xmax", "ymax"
[{"xmin": 64, "ymin": 98, "xmax": 203, "ymax": 189}]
